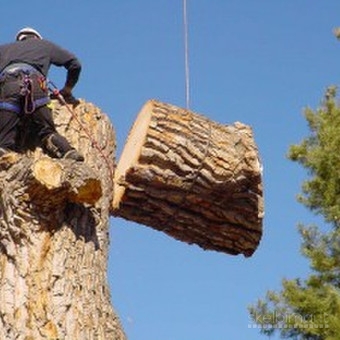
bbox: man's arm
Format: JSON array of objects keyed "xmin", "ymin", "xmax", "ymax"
[
  {"xmin": 63, "ymin": 57, "xmax": 81, "ymax": 90},
  {"xmin": 48, "ymin": 41, "xmax": 82, "ymax": 104},
  {"xmin": 48, "ymin": 41, "xmax": 81, "ymax": 89}
]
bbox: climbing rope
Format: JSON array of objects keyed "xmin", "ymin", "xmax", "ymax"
[
  {"xmin": 48, "ymin": 81, "xmax": 115, "ymax": 180},
  {"xmin": 22, "ymin": 75, "xmax": 35, "ymax": 114},
  {"xmin": 183, "ymin": 0, "xmax": 191, "ymax": 109}
]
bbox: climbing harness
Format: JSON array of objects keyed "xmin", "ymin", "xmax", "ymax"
[
  {"xmin": 0, "ymin": 96, "xmax": 49, "ymax": 114},
  {"xmin": 0, "ymin": 63, "xmax": 49, "ymax": 114},
  {"xmin": 21, "ymin": 73, "xmax": 44, "ymax": 114},
  {"xmin": 0, "ymin": 102, "xmax": 22, "ymax": 114},
  {"xmin": 48, "ymin": 80, "xmax": 115, "ymax": 179},
  {"xmin": 0, "ymin": 64, "xmax": 114, "ymax": 178}
]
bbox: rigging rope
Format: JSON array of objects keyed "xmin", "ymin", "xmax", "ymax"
[
  {"xmin": 48, "ymin": 81, "xmax": 115, "ymax": 181},
  {"xmin": 183, "ymin": 0, "xmax": 190, "ymax": 109}
]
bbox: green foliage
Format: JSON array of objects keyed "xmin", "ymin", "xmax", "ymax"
[
  {"xmin": 249, "ymin": 88, "xmax": 340, "ymax": 339},
  {"xmin": 288, "ymin": 86, "xmax": 340, "ymax": 225},
  {"xmin": 334, "ymin": 27, "xmax": 340, "ymax": 40}
]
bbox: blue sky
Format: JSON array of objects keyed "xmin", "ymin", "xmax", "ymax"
[{"xmin": 2, "ymin": 1, "xmax": 340, "ymax": 339}]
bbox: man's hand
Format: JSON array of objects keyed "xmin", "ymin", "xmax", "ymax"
[{"xmin": 59, "ymin": 86, "xmax": 80, "ymax": 107}]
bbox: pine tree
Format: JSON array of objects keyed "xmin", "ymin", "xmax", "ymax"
[{"xmin": 248, "ymin": 87, "xmax": 340, "ymax": 340}]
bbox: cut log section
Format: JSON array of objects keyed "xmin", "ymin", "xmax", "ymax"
[{"xmin": 113, "ymin": 100, "xmax": 264, "ymax": 257}]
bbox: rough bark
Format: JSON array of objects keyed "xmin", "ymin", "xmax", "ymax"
[
  {"xmin": 0, "ymin": 100, "xmax": 126, "ymax": 339},
  {"xmin": 113, "ymin": 100, "xmax": 263, "ymax": 257}
]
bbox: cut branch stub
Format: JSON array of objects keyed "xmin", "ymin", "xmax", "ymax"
[
  {"xmin": 31, "ymin": 156, "xmax": 102, "ymax": 205},
  {"xmin": 113, "ymin": 99, "xmax": 264, "ymax": 257}
]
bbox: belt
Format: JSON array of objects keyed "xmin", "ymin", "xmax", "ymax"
[
  {"xmin": 0, "ymin": 63, "xmax": 43, "ymax": 76},
  {"xmin": 0, "ymin": 97, "xmax": 50, "ymax": 114}
]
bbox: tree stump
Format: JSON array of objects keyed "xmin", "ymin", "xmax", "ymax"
[
  {"xmin": 113, "ymin": 100, "xmax": 263, "ymax": 257},
  {"xmin": 0, "ymin": 100, "xmax": 126, "ymax": 340}
]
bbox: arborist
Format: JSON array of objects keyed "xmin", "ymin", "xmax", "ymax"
[{"xmin": 0, "ymin": 27, "xmax": 84, "ymax": 161}]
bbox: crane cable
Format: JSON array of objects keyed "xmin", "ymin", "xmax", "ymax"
[
  {"xmin": 183, "ymin": 0, "xmax": 191, "ymax": 109},
  {"xmin": 47, "ymin": 2, "xmax": 192, "ymax": 180}
]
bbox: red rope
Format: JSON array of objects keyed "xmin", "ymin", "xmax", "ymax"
[{"xmin": 50, "ymin": 85, "xmax": 115, "ymax": 181}]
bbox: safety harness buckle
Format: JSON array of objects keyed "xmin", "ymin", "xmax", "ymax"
[{"xmin": 0, "ymin": 63, "xmax": 50, "ymax": 114}]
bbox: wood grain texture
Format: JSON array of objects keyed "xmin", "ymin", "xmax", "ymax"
[
  {"xmin": 0, "ymin": 100, "xmax": 125, "ymax": 340},
  {"xmin": 113, "ymin": 100, "xmax": 264, "ymax": 257}
]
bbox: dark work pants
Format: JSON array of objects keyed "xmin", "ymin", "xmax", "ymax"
[
  {"xmin": 0, "ymin": 110, "xmax": 20, "ymax": 150},
  {"xmin": 0, "ymin": 72, "xmax": 72, "ymax": 154},
  {"xmin": 0, "ymin": 105, "xmax": 57, "ymax": 151}
]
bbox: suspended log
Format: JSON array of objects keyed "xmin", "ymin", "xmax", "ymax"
[{"xmin": 112, "ymin": 99, "xmax": 264, "ymax": 257}]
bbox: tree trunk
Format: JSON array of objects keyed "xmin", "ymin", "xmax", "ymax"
[
  {"xmin": 0, "ymin": 100, "xmax": 126, "ymax": 339},
  {"xmin": 113, "ymin": 100, "xmax": 263, "ymax": 257}
]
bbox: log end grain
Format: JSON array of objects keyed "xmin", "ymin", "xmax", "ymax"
[
  {"xmin": 113, "ymin": 100, "xmax": 153, "ymax": 210},
  {"xmin": 32, "ymin": 157, "xmax": 63, "ymax": 190},
  {"xmin": 0, "ymin": 151, "xmax": 21, "ymax": 170},
  {"xmin": 68, "ymin": 177, "xmax": 102, "ymax": 205}
]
